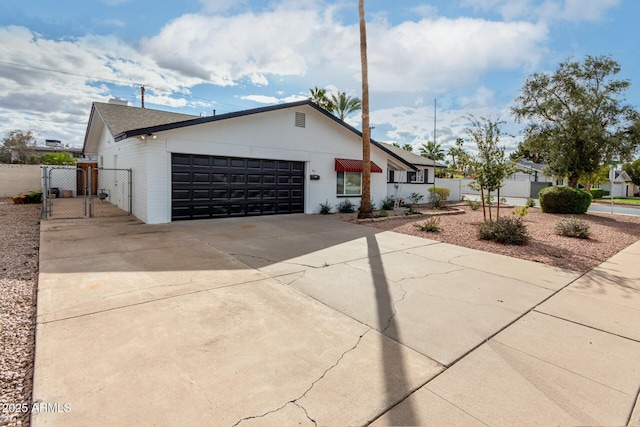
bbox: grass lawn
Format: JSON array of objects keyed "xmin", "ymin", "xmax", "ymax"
[{"xmin": 609, "ymin": 198, "xmax": 640, "ymax": 205}]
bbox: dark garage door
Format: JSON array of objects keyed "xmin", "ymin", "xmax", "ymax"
[{"xmin": 171, "ymin": 153, "xmax": 305, "ymax": 220}]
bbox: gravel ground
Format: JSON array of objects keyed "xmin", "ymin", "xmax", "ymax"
[
  {"xmin": 357, "ymin": 202, "xmax": 640, "ymax": 272},
  {"xmin": 0, "ymin": 199, "xmax": 40, "ymax": 427}
]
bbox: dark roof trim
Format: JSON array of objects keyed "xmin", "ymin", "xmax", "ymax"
[{"xmin": 113, "ymin": 99, "xmax": 417, "ymax": 171}]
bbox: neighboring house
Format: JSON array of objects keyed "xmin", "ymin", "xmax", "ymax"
[
  {"xmin": 381, "ymin": 143, "xmax": 446, "ymax": 185},
  {"xmin": 511, "ymin": 160, "xmax": 555, "ymax": 183},
  {"xmin": 597, "ymin": 170, "xmax": 633, "ymax": 198},
  {"xmin": 82, "ymin": 100, "xmax": 416, "ymax": 224}
]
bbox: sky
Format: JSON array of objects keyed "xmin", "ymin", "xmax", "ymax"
[{"xmin": 0, "ymin": 0, "xmax": 638, "ymax": 154}]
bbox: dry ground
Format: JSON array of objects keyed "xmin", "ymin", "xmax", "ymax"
[
  {"xmin": 0, "ymin": 199, "xmax": 40, "ymax": 427},
  {"xmin": 359, "ymin": 202, "xmax": 640, "ymax": 272}
]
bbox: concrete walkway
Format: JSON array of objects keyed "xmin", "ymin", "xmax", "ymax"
[{"xmin": 32, "ymin": 214, "xmax": 640, "ymax": 426}]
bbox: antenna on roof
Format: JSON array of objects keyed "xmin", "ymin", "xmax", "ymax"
[
  {"xmin": 141, "ymin": 85, "xmax": 145, "ymax": 108},
  {"xmin": 213, "ymin": 109, "xmax": 216, "ymax": 116}
]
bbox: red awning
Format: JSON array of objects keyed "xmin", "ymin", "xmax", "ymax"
[{"xmin": 335, "ymin": 158, "xmax": 383, "ymax": 173}]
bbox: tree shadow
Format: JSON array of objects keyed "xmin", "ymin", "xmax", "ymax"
[{"xmin": 366, "ymin": 234, "xmax": 418, "ymax": 425}]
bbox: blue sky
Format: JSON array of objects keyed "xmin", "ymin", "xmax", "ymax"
[{"xmin": 0, "ymin": 0, "xmax": 638, "ymax": 153}]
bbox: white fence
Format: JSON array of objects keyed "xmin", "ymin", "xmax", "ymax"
[{"xmin": 387, "ymin": 178, "xmax": 552, "ymax": 202}]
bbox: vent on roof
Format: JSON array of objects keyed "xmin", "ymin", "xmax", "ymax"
[
  {"xmin": 295, "ymin": 112, "xmax": 306, "ymax": 128},
  {"xmin": 108, "ymin": 97, "xmax": 128, "ymax": 106}
]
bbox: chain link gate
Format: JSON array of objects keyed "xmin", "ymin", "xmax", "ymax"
[{"xmin": 42, "ymin": 166, "xmax": 132, "ymax": 220}]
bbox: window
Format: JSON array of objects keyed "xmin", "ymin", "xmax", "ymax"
[
  {"xmin": 337, "ymin": 171, "xmax": 362, "ymax": 195},
  {"xmin": 387, "ymin": 170, "xmax": 395, "ymax": 183}
]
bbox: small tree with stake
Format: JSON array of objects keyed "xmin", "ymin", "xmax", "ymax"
[{"xmin": 466, "ymin": 115, "xmax": 514, "ymax": 221}]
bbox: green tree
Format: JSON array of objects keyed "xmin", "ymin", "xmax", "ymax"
[
  {"xmin": 466, "ymin": 115, "xmax": 514, "ymax": 221},
  {"xmin": 401, "ymin": 143, "xmax": 413, "ymax": 152},
  {"xmin": 309, "ymin": 86, "xmax": 333, "ymax": 111},
  {"xmin": 623, "ymin": 158, "xmax": 640, "ymax": 187},
  {"xmin": 420, "ymin": 141, "xmax": 445, "ymax": 191},
  {"xmin": 578, "ymin": 165, "xmax": 610, "ymax": 191},
  {"xmin": 329, "ymin": 91, "xmax": 362, "ymax": 121},
  {"xmin": 357, "ymin": 0, "xmax": 372, "ymax": 219},
  {"xmin": 40, "ymin": 152, "xmax": 77, "ymax": 165},
  {"xmin": 512, "ymin": 55, "xmax": 640, "ymax": 187},
  {"xmin": 509, "ymin": 139, "xmax": 548, "ymax": 163},
  {"xmin": 1, "ymin": 130, "xmax": 36, "ymax": 164}
]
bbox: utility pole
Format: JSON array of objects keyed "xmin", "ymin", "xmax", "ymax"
[{"xmin": 141, "ymin": 85, "xmax": 145, "ymax": 108}]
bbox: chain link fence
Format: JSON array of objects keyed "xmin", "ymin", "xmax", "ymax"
[{"xmin": 42, "ymin": 166, "xmax": 131, "ymax": 220}]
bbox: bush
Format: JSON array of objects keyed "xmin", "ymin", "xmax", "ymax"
[
  {"xmin": 415, "ymin": 217, "xmax": 441, "ymax": 232},
  {"xmin": 539, "ymin": 186, "xmax": 592, "ymax": 214},
  {"xmin": 428, "ymin": 187, "xmax": 451, "ymax": 209},
  {"xmin": 477, "ymin": 217, "xmax": 529, "ymax": 245},
  {"xmin": 589, "ymin": 188, "xmax": 609, "ymax": 199},
  {"xmin": 375, "ymin": 209, "xmax": 389, "ymax": 218},
  {"xmin": 381, "ymin": 197, "xmax": 395, "ymax": 210},
  {"xmin": 409, "ymin": 192, "xmax": 424, "ymax": 205},
  {"xmin": 337, "ymin": 199, "xmax": 355, "ymax": 213},
  {"xmin": 512, "ymin": 206, "xmax": 528, "ymax": 217},
  {"xmin": 555, "ymin": 217, "xmax": 590, "ymax": 239},
  {"xmin": 12, "ymin": 190, "xmax": 43, "ymax": 204},
  {"xmin": 466, "ymin": 199, "xmax": 481, "ymax": 210},
  {"xmin": 404, "ymin": 207, "xmax": 422, "ymax": 216},
  {"xmin": 525, "ymin": 197, "xmax": 536, "ymax": 208},
  {"xmin": 319, "ymin": 200, "xmax": 332, "ymax": 215}
]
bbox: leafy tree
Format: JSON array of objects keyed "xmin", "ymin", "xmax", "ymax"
[
  {"xmin": 329, "ymin": 91, "xmax": 362, "ymax": 121},
  {"xmin": 512, "ymin": 55, "xmax": 640, "ymax": 187},
  {"xmin": 623, "ymin": 158, "xmax": 640, "ymax": 186},
  {"xmin": 419, "ymin": 141, "xmax": 445, "ymax": 161},
  {"xmin": 40, "ymin": 152, "xmax": 77, "ymax": 165},
  {"xmin": 578, "ymin": 165, "xmax": 609, "ymax": 191},
  {"xmin": 466, "ymin": 115, "xmax": 515, "ymax": 221},
  {"xmin": 509, "ymin": 140, "xmax": 548, "ymax": 163},
  {"xmin": 391, "ymin": 142, "xmax": 400, "ymax": 148},
  {"xmin": 1, "ymin": 130, "xmax": 36, "ymax": 163},
  {"xmin": 309, "ymin": 86, "xmax": 333, "ymax": 111},
  {"xmin": 420, "ymin": 141, "xmax": 445, "ymax": 191},
  {"xmin": 357, "ymin": 0, "xmax": 372, "ymax": 219}
]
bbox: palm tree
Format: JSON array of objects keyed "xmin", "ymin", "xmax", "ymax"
[
  {"xmin": 358, "ymin": 0, "xmax": 372, "ymax": 219},
  {"xmin": 401, "ymin": 143, "xmax": 413, "ymax": 152},
  {"xmin": 420, "ymin": 141, "xmax": 445, "ymax": 188},
  {"xmin": 330, "ymin": 91, "xmax": 362, "ymax": 121},
  {"xmin": 309, "ymin": 87, "xmax": 333, "ymax": 111}
]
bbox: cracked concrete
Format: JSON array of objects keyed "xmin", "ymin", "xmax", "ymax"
[{"xmin": 32, "ymin": 214, "xmax": 640, "ymax": 426}]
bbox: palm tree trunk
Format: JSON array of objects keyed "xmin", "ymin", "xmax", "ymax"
[{"xmin": 358, "ymin": 0, "xmax": 372, "ymax": 219}]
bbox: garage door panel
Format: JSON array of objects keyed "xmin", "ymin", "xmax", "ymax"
[{"xmin": 172, "ymin": 154, "xmax": 304, "ymax": 221}]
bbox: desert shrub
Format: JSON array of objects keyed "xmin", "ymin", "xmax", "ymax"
[
  {"xmin": 512, "ymin": 206, "xmax": 528, "ymax": 217},
  {"xmin": 409, "ymin": 192, "xmax": 424, "ymax": 205},
  {"xmin": 428, "ymin": 187, "xmax": 451, "ymax": 209},
  {"xmin": 484, "ymin": 194, "xmax": 495, "ymax": 205},
  {"xmin": 589, "ymin": 188, "xmax": 609, "ymax": 199},
  {"xmin": 477, "ymin": 217, "xmax": 529, "ymax": 245},
  {"xmin": 374, "ymin": 209, "xmax": 389, "ymax": 218},
  {"xmin": 525, "ymin": 197, "xmax": 536, "ymax": 207},
  {"xmin": 555, "ymin": 217, "xmax": 590, "ymax": 239},
  {"xmin": 12, "ymin": 190, "xmax": 43, "ymax": 204},
  {"xmin": 404, "ymin": 207, "xmax": 422, "ymax": 216},
  {"xmin": 337, "ymin": 199, "xmax": 355, "ymax": 213},
  {"xmin": 539, "ymin": 186, "xmax": 592, "ymax": 214},
  {"xmin": 415, "ymin": 217, "xmax": 441, "ymax": 232},
  {"xmin": 381, "ymin": 197, "xmax": 395, "ymax": 210},
  {"xmin": 500, "ymin": 197, "xmax": 507, "ymax": 204},
  {"xmin": 466, "ymin": 199, "xmax": 481, "ymax": 210},
  {"xmin": 319, "ymin": 200, "xmax": 332, "ymax": 215}
]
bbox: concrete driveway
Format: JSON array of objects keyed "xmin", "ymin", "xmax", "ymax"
[{"xmin": 32, "ymin": 214, "xmax": 640, "ymax": 426}]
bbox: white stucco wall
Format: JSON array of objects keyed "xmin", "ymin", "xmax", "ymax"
[
  {"xmin": 98, "ymin": 104, "xmax": 395, "ymax": 223},
  {"xmin": 0, "ymin": 164, "xmax": 42, "ymax": 197},
  {"xmin": 96, "ymin": 126, "xmax": 148, "ymax": 222}
]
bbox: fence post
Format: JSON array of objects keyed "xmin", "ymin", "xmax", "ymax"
[
  {"xmin": 41, "ymin": 166, "xmax": 48, "ymax": 220},
  {"xmin": 128, "ymin": 168, "xmax": 132, "ymax": 215}
]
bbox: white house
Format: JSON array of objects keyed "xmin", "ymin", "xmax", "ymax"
[
  {"xmin": 82, "ymin": 100, "xmax": 416, "ymax": 223},
  {"xmin": 598, "ymin": 170, "xmax": 633, "ymax": 198}
]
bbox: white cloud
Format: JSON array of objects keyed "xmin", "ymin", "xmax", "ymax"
[
  {"xmin": 240, "ymin": 95, "xmax": 280, "ymax": 104},
  {"xmin": 460, "ymin": 0, "xmax": 621, "ymax": 22}
]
